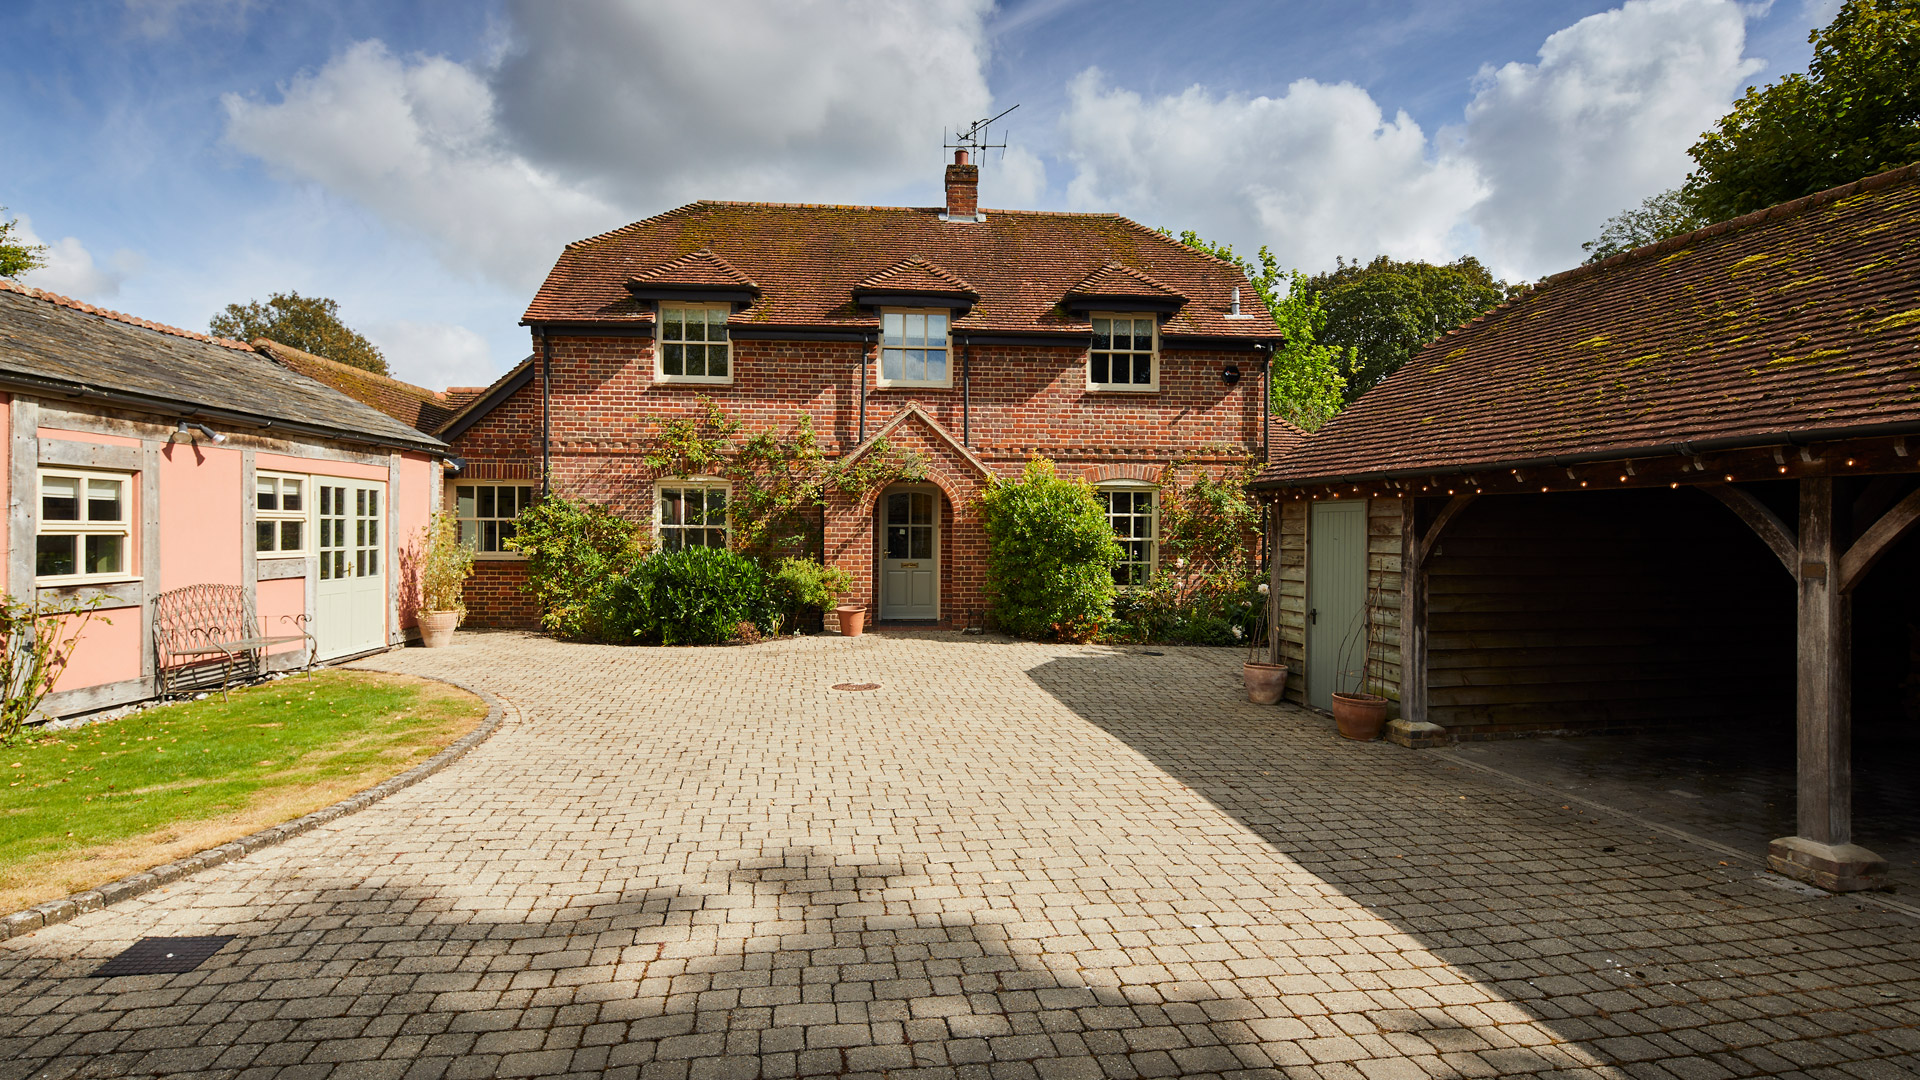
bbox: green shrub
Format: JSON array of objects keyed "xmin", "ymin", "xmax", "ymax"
[
  {"xmin": 417, "ymin": 510, "xmax": 474, "ymax": 613},
  {"xmin": 1104, "ymin": 572, "xmax": 1262, "ymax": 646},
  {"xmin": 770, "ymin": 558, "xmax": 851, "ymax": 622},
  {"xmin": 611, "ymin": 547, "xmax": 776, "ymax": 646},
  {"xmin": 507, "ymin": 494, "xmax": 648, "ymax": 640},
  {"xmin": 977, "ymin": 458, "xmax": 1122, "ymax": 642}
]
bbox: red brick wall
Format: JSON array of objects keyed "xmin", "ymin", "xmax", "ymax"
[
  {"xmin": 449, "ymin": 332, "xmax": 1267, "ymax": 629},
  {"xmin": 464, "ymin": 560, "xmax": 539, "ymax": 629}
]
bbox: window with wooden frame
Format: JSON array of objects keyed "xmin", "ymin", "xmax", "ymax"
[
  {"xmin": 255, "ymin": 473, "xmax": 308, "ymax": 555},
  {"xmin": 1096, "ymin": 484, "xmax": 1157, "ymax": 587},
  {"xmin": 1088, "ymin": 313, "xmax": 1159, "ymax": 391},
  {"xmin": 657, "ymin": 303, "xmax": 733, "ymax": 383},
  {"xmin": 36, "ymin": 468, "xmax": 133, "ymax": 583},
  {"xmin": 657, "ymin": 480, "xmax": 730, "ymax": 552},
  {"xmin": 454, "ymin": 483, "xmax": 536, "ymax": 557},
  {"xmin": 879, "ymin": 309, "xmax": 952, "ymax": 388}
]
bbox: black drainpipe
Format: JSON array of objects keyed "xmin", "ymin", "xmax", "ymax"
[
  {"xmin": 540, "ymin": 326, "xmax": 553, "ymax": 493},
  {"xmin": 858, "ymin": 332, "xmax": 872, "ymax": 442},
  {"xmin": 962, "ymin": 335, "xmax": 972, "ymax": 447}
]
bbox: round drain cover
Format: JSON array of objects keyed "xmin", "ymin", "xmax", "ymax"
[{"xmin": 832, "ymin": 682, "xmax": 880, "ymax": 691}]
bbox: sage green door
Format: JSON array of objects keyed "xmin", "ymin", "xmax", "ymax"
[
  {"xmin": 1307, "ymin": 500, "xmax": 1367, "ymax": 711},
  {"xmin": 879, "ymin": 487, "xmax": 939, "ymax": 621}
]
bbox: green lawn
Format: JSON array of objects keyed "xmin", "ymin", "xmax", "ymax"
[{"xmin": 1, "ymin": 669, "xmax": 485, "ymax": 911}]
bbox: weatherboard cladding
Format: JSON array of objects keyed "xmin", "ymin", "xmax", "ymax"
[
  {"xmin": 0, "ymin": 281, "xmax": 447, "ymax": 453},
  {"xmin": 1256, "ymin": 163, "xmax": 1920, "ymax": 488},
  {"xmin": 522, "ymin": 201, "xmax": 1273, "ymax": 339}
]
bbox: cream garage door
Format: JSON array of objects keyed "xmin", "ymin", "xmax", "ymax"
[{"xmin": 314, "ymin": 480, "xmax": 387, "ymax": 660}]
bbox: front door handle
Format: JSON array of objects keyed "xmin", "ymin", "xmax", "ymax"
[{"xmin": 1309, "ymin": 608, "xmax": 1318, "ymax": 624}]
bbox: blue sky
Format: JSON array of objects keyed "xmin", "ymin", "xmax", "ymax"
[{"xmin": 2, "ymin": 0, "xmax": 1839, "ymax": 390}]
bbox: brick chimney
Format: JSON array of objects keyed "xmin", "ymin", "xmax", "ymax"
[{"xmin": 944, "ymin": 149, "xmax": 979, "ymax": 219}]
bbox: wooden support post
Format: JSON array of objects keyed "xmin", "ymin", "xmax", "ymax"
[
  {"xmin": 1767, "ymin": 476, "xmax": 1888, "ymax": 891},
  {"xmin": 1384, "ymin": 495, "xmax": 1469, "ymax": 749}
]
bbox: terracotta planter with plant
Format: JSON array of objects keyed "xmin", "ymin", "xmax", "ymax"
[
  {"xmin": 1331, "ymin": 692, "xmax": 1389, "ymax": 740},
  {"xmin": 417, "ymin": 510, "xmax": 474, "ymax": 649},
  {"xmin": 834, "ymin": 605, "xmax": 867, "ymax": 637},
  {"xmin": 1242, "ymin": 582, "xmax": 1287, "ymax": 704}
]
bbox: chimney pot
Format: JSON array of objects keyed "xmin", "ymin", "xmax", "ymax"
[{"xmin": 944, "ymin": 150, "xmax": 980, "ymax": 220}]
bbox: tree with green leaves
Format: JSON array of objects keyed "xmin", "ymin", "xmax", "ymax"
[
  {"xmin": 1685, "ymin": 0, "xmax": 1920, "ymax": 221},
  {"xmin": 210, "ymin": 291, "xmax": 388, "ymax": 374},
  {"xmin": 1581, "ymin": 188, "xmax": 1712, "ymax": 263},
  {"xmin": 0, "ymin": 208, "xmax": 47, "ymax": 280},
  {"xmin": 1165, "ymin": 230, "xmax": 1347, "ymax": 431},
  {"xmin": 1302, "ymin": 256, "xmax": 1516, "ymax": 401}
]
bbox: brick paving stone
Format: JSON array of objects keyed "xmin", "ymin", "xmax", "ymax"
[{"xmin": 0, "ymin": 632, "xmax": 1916, "ymax": 1078}]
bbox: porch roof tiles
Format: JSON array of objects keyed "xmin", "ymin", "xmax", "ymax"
[
  {"xmin": 523, "ymin": 201, "xmax": 1276, "ymax": 339},
  {"xmin": 1254, "ymin": 164, "xmax": 1920, "ymax": 488}
]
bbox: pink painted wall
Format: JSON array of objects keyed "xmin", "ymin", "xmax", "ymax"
[
  {"xmin": 257, "ymin": 577, "xmax": 308, "ymax": 656},
  {"xmin": 256, "ymin": 453, "xmax": 387, "ymax": 481},
  {"xmin": 158, "ymin": 441, "xmax": 244, "ymax": 591},
  {"xmin": 50, "ymin": 607, "xmax": 142, "ymax": 694},
  {"xmin": 395, "ymin": 452, "xmax": 436, "ymax": 632},
  {"xmin": 1, "ymin": 395, "xmax": 9, "ymax": 596},
  {"xmin": 38, "ymin": 427, "xmax": 140, "ymax": 448}
]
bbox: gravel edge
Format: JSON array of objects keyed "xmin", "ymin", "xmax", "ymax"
[{"xmin": 0, "ymin": 675, "xmax": 504, "ymax": 943}]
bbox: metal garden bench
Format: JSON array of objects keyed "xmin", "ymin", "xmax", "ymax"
[{"xmin": 153, "ymin": 584, "xmax": 315, "ymax": 699}]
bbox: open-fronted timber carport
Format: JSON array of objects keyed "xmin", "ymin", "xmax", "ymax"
[{"xmin": 1252, "ymin": 164, "xmax": 1920, "ymax": 892}]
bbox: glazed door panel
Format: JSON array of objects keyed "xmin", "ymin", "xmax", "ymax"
[{"xmin": 879, "ymin": 488, "xmax": 938, "ymax": 621}]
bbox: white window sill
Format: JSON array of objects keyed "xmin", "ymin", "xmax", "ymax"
[
  {"xmin": 1085, "ymin": 384, "xmax": 1161, "ymax": 394},
  {"xmin": 474, "ymin": 551, "xmax": 527, "ymax": 562},
  {"xmin": 874, "ymin": 381, "xmax": 954, "ymax": 391},
  {"xmin": 36, "ymin": 575, "xmax": 142, "ymax": 589},
  {"xmin": 655, "ymin": 374, "xmax": 734, "ymax": 386}
]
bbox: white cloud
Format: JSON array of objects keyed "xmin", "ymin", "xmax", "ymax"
[
  {"xmin": 1448, "ymin": 0, "xmax": 1763, "ymax": 277},
  {"xmin": 13, "ymin": 215, "xmax": 142, "ymax": 302},
  {"xmin": 1059, "ymin": 71, "xmax": 1486, "ymax": 270},
  {"xmin": 223, "ymin": 41, "xmax": 619, "ymax": 291},
  {"xmin": 1056, "ymin": 0, "xmax": 1762, "ymax": 280},
  {"xmin": 221, "ymin": 2, "xmax": 1002, "ymax": 292},
  {"xmin": 365, "ymin": 319, "xmax": 499, "ymax": 391}
]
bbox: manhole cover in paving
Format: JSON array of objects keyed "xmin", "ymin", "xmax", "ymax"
[
  {"xmin": 92, "ymin": 936, "xmax": 234, "ymax": 977},
  {"xmin": 832, "ymin": 683, "xmax": 880, "ymax": 691}
]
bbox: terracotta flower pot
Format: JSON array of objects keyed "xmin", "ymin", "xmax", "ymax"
[
  {"xmin": 834, "ymin": 605, "xmax": 867, "ymax": 637},
  {"xmin": 1331, "ymin": 692, "xmax": 1389, "ymax": 741},
  {"xmin": 418, "ymin": 609, "xmax": 460, "ymax": 649},
  {"xmin": 1243, "ymin": 662, "xmax": 1288, "ymax": 705}
]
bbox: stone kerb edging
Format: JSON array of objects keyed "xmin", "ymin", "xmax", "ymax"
[{"xmin": 0, "ymin": 677, "xmax": 506, "ymax": 943}]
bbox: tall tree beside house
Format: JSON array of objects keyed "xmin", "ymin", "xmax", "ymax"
[
  {"xmin": 1301, "ymin": 256, "xmax": 1516, "ymax": 402},
  {"xmin": 1685, "ymin": 0, "xmax": 1920, "ymax": 222},
  {"xmin": 1581, "ymin": 0, "xmax": 1920, "ymax": 254},
  {"xmin": 209, "ymin": 291, "xmax": 388, "ymax": 374},
  {"xmin": 0, "ymin": 208, "xmax": 47, "ymax": 279},
  {"xmin": 1166, "ymin": 230, "xmax": 1347, "ymax": 431}
]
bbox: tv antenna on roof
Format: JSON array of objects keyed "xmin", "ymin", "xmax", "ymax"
[{"xmin": 945, "ymin": 104, "xmax": 1019, "ymax": 159}]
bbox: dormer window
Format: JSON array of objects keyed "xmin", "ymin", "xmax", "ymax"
[
  {"xmin": 879, "ymin": 310, "xmax": 952, "ymax": 388},
  {"xmin": 1088, "ymin": 314, "xmax": 1158, "ymax": 392},
  {"xmin": 658, "ymin": 304, "xmax": 732, "ymax": 384}
]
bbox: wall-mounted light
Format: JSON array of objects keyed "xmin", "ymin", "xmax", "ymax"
[
  {"xmin": 171, "ymin": 421, "xmax": 226, "ymax": 444},
  {"xmin": 1221, "ymin": 364, "xmax": 1241, "ymax": 386}
]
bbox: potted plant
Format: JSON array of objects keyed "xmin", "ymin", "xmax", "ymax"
[
  {"xmin": 1328, "ymin": 584, "xmax": 1388, "ymax": 739},
  {"xmin": 1243, "ymin": 581, "xmax": 1288, "ymax": 704},
  {"xmin": 417, "ymin": 510, "xmax": 474, "ymax": 648},
  {"xmin": 834, "ymin": 603, "xmax": 867, "ymax": 637},
  {"xmin": 772, "ymin": 558, "xmax": 853, "ymax": 637}
]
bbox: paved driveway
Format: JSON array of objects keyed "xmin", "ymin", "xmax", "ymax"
[{"xmin": 2, "ymin": 631, "xmax": 1916, "ymax": 1080}]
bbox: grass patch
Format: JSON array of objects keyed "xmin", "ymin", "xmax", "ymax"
[{"xmin": 0, "ymin": 670, "xmax": 485, "ymax": 912}]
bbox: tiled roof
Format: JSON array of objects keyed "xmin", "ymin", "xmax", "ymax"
[
  {"xmin": 253, "ymin": 338, "xmax": 456, "ymax": 434},
  {"xmin": 854, "ymin": 257, "xmax": 977, "ymax": 298},
  {"xmin": 0, "ymin": 280, "xmax": 446, "ymax": 453},
  {"xmin": 524, "ymin": 202, "xmax": 1276, "ymax": 339},
  {"xmin": 1066, "ymin": 261, "xmax": 1184, "ymax": 301},
  {"xmin": 1255, "ymin": 164, "xmax": 1920, "ymax": 487},
  {"xmin": 435, "ymin": 356, "xmax": 535, "ymax": 440},
  {"xmin": 628, "ymin": 248, "xmax": 760, "ymax": 291},
  {"xmin": 1267, "ymin": 419, "xmax": 1309, "ymax": 463}
]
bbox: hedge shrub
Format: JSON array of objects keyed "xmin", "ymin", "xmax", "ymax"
[
  {"xmin": 977, "ymin": 458, "xmax": 1121, "ymax": 642},
  {"xmin": 610, "ymin": 546, "xmax": 776, "ymax": 646},
  {"xmin": 508, "ymin": 494, "xmax": 648, "ymax": 640}
]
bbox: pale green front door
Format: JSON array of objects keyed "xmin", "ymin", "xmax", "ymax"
[
  {"xmin": 314, "ymin": 480, "xmax": 387, "ymax": 660},
  {"xmin": 879, "ymin": 487, "xmax": 939, "ymax": 621},
  {"xmin": 1307, "ymin": 500, "xmax": 1367, "ymax": 711}
]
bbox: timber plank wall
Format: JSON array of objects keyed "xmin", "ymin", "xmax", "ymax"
[
  {"xmin": 1425, "ymin": 489, "xmax": 1793, "ymax": 737},
  {"xmin": 1270, "ymin": 498, "xmax": 1403, "ymax": 710}
]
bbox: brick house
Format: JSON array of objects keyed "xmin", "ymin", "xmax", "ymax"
[{"xmin": 441, "ymin": 153, "xmax": 1282, "ymax": 629}]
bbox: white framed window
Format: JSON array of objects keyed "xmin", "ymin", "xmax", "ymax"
[
  {"xmin": 1089, "ymin": 313, "xmax": 1159, "ymax": 392},
  {"xmin": 657, "ymin": 480, "xmax": 729, "ymax": 552},
  {"xmin": 657, "ymin": 304, "xmax": 733, "ymax": 383},
  {"xmin": 1097, "ymin": 484, "xmax": 1157, "ymax": 587},
  {"xmin": 455, "ymin": 483, "xmax": 536, "ymax": 557},
  {"xmin": 879, "ymin": 309, "xmax": 952, "ymax": 388},
  {"xmin": 255, "ymin": 473, "xmax": 308, "ymax": 555},
  {"xmin": 36, "ymin": 469, "xmax": 134, "ymax": 584}
]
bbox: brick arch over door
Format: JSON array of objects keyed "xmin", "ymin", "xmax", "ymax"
[{"xmin": 1081, "ymin": 463, "xmax": 1164, "ymax": 485}]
